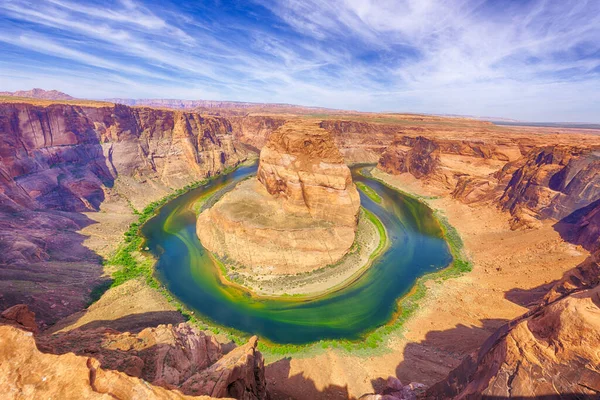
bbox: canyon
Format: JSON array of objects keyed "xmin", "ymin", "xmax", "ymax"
[{"xmin": 0, "ymin": 95, "xmax": 599, "ymax": 399}]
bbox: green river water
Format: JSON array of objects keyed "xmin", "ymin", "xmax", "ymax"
[{"xmin": 142, "ymin": 164, "xmax": 452, "ymax": 344}]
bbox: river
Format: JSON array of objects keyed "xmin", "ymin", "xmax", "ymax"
[{"xmin": 142, "ymin": 163, "xmax": 452, "ymax": 344}]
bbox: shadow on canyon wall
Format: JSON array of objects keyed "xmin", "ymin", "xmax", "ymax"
[
  {"xmin": 553, "ymin": 197, "xmax": 600, "ymax": 252},
  {"xmin": 0, "ymin": 136, "xmax": 115, "ymax": 327}
]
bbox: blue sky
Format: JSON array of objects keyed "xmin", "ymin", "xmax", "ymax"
[{"xmin": 0, "ymin": 0, "xmax": 599, "ymax": 122}]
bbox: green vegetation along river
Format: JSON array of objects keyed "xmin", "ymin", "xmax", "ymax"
[{"xmin": 143, "ymin": 164, "xmax": 452, "ymax": 344}]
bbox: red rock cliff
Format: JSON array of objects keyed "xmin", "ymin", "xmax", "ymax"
[{"xmin": 0, "ymin": 101, "xmax": 247, "ymax": 324}]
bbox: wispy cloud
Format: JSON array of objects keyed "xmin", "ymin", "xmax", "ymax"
[{"xmin": 0, "ymin": 0, "xmax": 598, "ymax": 121}]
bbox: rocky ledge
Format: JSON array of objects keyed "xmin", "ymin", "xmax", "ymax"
[
  {"xmin": 0, "ymin": 304, "xmax": 268, "ymax": 399},
  {"xmin": 425, "ymin": 249, "xmax": 600, "ymax": 399},
  {"xmin": 197, "ymin": 120, "xmax": 360, "ymax": 275}
]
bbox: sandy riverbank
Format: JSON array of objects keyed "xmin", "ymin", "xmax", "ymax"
[{"xmin": 265, "ymin": 168, "xmax": 589, "ymax": 400}]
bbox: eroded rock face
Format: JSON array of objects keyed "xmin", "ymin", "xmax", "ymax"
[
  {"xmin": 0, "ymin": 306, "xmax": 268, "ymax": 399},
  {"xmin": 0, "ymin": 103, "xmax": 246, "ymax": 211},
  {"xmin": 229, "ymin": 115, "xmax": 287, "ymax": 150},
  {"xmin": 0, "ymin": 102, "xmax": 247, "ymax": 324},
  {"xmin": 378, "ymin": 136, "xmax": 441, "ymax": 179},
  {"xmin": 0, "ymin": 325, "xmax": 210, "ymax": 400},
  {"xmin": 426, "ymin": 251, "xmax": 600, "ymax": 399},
  {"xmin": 0, "ymin": 304, "xmax": 38, "ymax": 332},
  {"xmin": 498, "ymin": 146, "xmax": 600, "ymax": 228},
  {"xmin": 256, "ymin": 121, "xmax": 359, "ymax": 226},
  {"xmin": 197, "ymin": 120, "xmax": 360, "ymax": 274}
]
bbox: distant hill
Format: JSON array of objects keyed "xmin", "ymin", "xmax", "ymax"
[
  {"xmin": 104, "ymin": 98, "xmax": 340, "ymax": 113},
  {"xmin": 0, "ymin": 88, "xmax": 75, "ymax": 100}
]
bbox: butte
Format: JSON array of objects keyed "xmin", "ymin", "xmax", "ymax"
[{"xmin": 196, "ymin": 120, "xmax": 361, "ymax": 275}]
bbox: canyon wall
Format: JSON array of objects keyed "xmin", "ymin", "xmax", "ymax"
[
  {"xmin": 373, "ymin": 132, "xmax": 600, "ymax": 399},
  {"xmin": 425, "ymin": 255, "xmax": 600, "ymax": 399},
  {"xmin": 425, "ymin": 241, "xmax": 600, "ymax": 399},
  {"xmin": 0, "ymin": 102, "xmax": 246, "ymax": 212},
  {"xmin": 378, "ymin": 136, "xmax": 441, "ymax": 179},
  {"xmin": 0, "ymin": 102, "xmax": 247, "ymax": 324},
  {"xmin": 497, "ymin": 146, "xmax": 600, "ymax": 226},
  {"xmin": 376, "ymin": 134, "xmax": 600, "ymax": 230},
  {"xmin": 228, "ymin": 115, "xmax": 287, "ymax": 150}
]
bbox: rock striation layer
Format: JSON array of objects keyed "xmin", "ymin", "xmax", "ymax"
[
  {"xmin": 0, "ymin": 101, "xmax": 247, "ymax": 324},
  {"xmin": 197, "ymin": 120, "xmax": 360, "ymax": 274},
  {"xmin": 378, "ymin": 136, "xmax": 441, "ymax": 179},
  {"xmin": 256, "ymin": 121, "xmax": 359, "ymax": 226},
  {"xmin": 377, "ymin": 138, "xmax": 600, "ymax": 230}
]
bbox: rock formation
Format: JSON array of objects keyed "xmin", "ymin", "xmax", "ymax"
[
  {"xmin": 0, "ymin": 101, "xmax": 247, "ymax": 324},
  {"xmin": 229, "ymin": 115, "xmax": 287, "ymax": 150},
  {"xmin": 558, "ymin": 199, "xmax": 600, "ymax": 252},
  {"xmin": 0, "ymin": 102, "xmax": 246, "ymax": 212},
  {"xmin": 498, "ymin": 145, "xmax": 600, "ymax": 227},
  {"xmin": 197, "ymin": 120, "xmax": 360, "ymax": 274},
  {"xmin": 256, "ymin": 121, "xmax": 359, "ymax": 226},
  {"xmin": 0, "ymin": 304, "xmax": 268, "ymax": 399},
  {"xmin": 425, "ymin": 250, "xmax": 600, "ymax": 399},
  {"xmin": 378, "ymin": 136, "xmax": 441, "ymax": 179},
  {"xmin": 376, "ymin": 136, "xmax": 600, "ymax": 230}
]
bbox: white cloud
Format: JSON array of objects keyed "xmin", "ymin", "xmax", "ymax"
[{"xmin": 0, "ymin": 0, "xmax": 598, "ymax": 121}]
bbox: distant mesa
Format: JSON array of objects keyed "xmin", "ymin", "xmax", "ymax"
[
  {"xmin": 104, "ymin": 97, "xmax": 341, "ymax": 113},
  {"xmin": 197, "ymin": 120, "xmax": 360, "ymax": 275},
  {"xmin": 0, "ymin": 88, "xmax": 74, "ymax": 101}
]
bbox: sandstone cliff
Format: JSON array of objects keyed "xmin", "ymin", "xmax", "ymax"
[
  {"xmin": 0, "ymin": 101, "xmax": 247, "ymax": 324},
  {"xmin": 0, "ymin": 304, "xmax": 268, "ymax": 400},
  {"xmin": 497, "ymin": 145, "xmax": 600, "ymax": 228},
  {"xmin": 425, "ymin": 249, "xmax": 600, "ymax": 399},
  {"xmin": 229, "ymin": 115, "xmax": 287, "ymax": 150},
  {"xmin": 377, "ymin": 136, "xmax": 441, "ymax": 180},
  {"xmin": 376, "ymin": 136, "xmax": 600, "ymax": 230},
  {"xmin": 197, "ymin": 120, "xmax": 360, "ymax": 274},
  {"xmin": 257, "ymin": 121, "xmax": 359, "ymax": 226}
]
